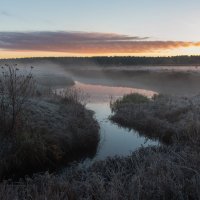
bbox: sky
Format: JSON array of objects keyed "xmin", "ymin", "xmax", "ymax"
[{"xmin": 0, "ymin": 0, "xmax": 200, "ymax": 58}]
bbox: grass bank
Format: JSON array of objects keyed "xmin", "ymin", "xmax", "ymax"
[
  {"xmin": 1, "ymin": 65, "xmax": 200, "ymax": 199},
  {"xmin": 110, "ymin": 93, "xmax": 200, "ymax": 144},
  {"xmin": 0, "ymin": 144, "xmax": 199, "ymax": 199},
  {"xmin": 0, "ymin": 64, "xmax": 99, "ymax": 180},
  {"xmin": 1, "ymin": 93, "xmax": 200, "ymax": 200}
]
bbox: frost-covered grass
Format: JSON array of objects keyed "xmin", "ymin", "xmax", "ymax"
[
  {"xmin": 0, "ymin": 64, "xmax": 99, "ymax": 180},
  {"xmin": 0, "ymin": 143, "xmax": 199, "ymax": 200},
  {"xmin": 110, "ymin": 93, "xmax": 150, "ymax": 112},
  {"xmin": 1, "ymin": 65, "xmax": 200, "ymax": 199},
  {"xmin": 1, "ymin": 94, "xmax": 200, "ymax": 199},
  {"xmin": 0, "ymin": 96, "xmax": 100, "ymax": 180},
  {"xmin": 110, "ymin": 93, "xmax": 200, "ymax": 144}
]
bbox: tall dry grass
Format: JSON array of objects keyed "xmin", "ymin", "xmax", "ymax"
[
  {"xmin": 0, "ymin": 143, "xmax": 199, "ymax": 200},
  {"xmin": 0, "ymin": 64, "xmax": 99, "ymax": 180},
  {"xmin": 111, "ymin": 93, "xmax": 200, "ymax": 144}
]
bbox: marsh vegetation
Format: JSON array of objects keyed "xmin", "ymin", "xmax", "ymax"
[
  {"xmin": 110, "ymin": 93, "xmax": 200, "ymax": 144},
  {"xmin": 0, "ymin": 144, "xmax": 199, "ymax": 200},
  {"xmin": 0, "ymin": 64, "xmax": 99, "ymax": 180},
  {"xmin": 0, "ymin": 60, "xmax": 200, "ymax": 199}
]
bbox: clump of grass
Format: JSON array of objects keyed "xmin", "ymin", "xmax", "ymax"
[
  {"xmin": 54, "ymin": 87, "xmax": 89, "ymax": 106},
  {"xmin": 110, "ymin": 93, "xmax": 200, "ymax": 144},
  {"xmin": 0, "ymin": 130, "xmax": 49, "ymax": 180},
  {"xmin": 110, "ymin": 93, "xmax": 150, "ymax": 112}
]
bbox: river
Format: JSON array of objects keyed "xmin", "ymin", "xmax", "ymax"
[{"xmin": 71, "ymin": 81, "xmax": 158, "ymax": 162}]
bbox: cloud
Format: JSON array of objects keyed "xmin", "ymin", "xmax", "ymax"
[
  {"xmin": 0, "ymin": 31, "xmax": 199, "ymax": 54},
  {"xmin": 0, "ymin": 11, "xmax": 12, "ymax": 17}
]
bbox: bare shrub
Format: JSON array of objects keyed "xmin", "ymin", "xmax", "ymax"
[
  {"xmin": 54, "ymin": 87, "xmax": 89, "ymax": 106},
  {"xmin": 0, "ymin": 64, "xmax": 35, "ymax": 135}
]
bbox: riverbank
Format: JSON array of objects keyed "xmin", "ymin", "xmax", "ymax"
[
  {"xmin": 0, "ymin": 143, "xmax": 199, "ymax": 199},
  {"xmin": 0, "ymin": 96, "xmax": 100, "ymax": 180},
  {"xmin": 1, "ymin": 65, "xmax": 200, "ymax": 199},
  {"xmin": 0, "ymin": 65, "xmax": 99, "ymax": 180},
  {"xmin": 1, "ymin": 94, "xmax": 200, "ymax": 199},
  {"xmin": 110, "ymin": 93, "xmax": 200, "ymax": 144}
]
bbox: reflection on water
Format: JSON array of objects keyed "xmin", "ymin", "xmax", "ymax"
[
  {"xmin": 74, "ymin": 81, "xmax": 157, "ymax": 103},
  {"xmin": 70, "ymin": 67, "xmax": 200, "ymax": 96},
  {"xmin": 87, "ymin": 103, "xmax": 158, "ymax": 161},
  {"xmin": 71, "ymin": 81, "xmax": 158, "ymax": 161}
]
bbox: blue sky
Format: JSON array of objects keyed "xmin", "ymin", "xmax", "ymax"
[{"xmin": 0, "ymin": 0, "xmax": 200, "ymax": 57}]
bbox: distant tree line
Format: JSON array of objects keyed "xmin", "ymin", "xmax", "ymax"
[{"xmin": 1, "ymin": 56, "xmax": 200, "ymax": 67}]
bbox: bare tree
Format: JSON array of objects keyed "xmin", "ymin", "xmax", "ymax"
[{"xmin": 0, "ymin": 64, "xmax": 35, "ymax": 135}]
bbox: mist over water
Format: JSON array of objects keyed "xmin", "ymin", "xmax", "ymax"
[
  {"xmin": 6, "ymin": 60, "xmax": 200, "ymax": 96},
  {"xmin": 68, "ymin": 66, "xmax": 200, "ymax": 96},
  {"xmin": 5, "ymin": 62, "xmax": 200, "ymax": 161},
  {"xmin": 55, "ymin": 64, "xmax": 200, "ymax": 161}
]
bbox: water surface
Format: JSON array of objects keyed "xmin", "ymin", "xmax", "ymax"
[
  {"xmin": 72, "ymin": 81, "xmax": 158, "ymax": 161},
  {"xmin": 87, "ymin": 102, "xmax": 157, "ymax": 161}
]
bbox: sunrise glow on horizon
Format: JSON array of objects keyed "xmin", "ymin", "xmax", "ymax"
[{"xmin": 0, "ymin": 0, "xmax": 200, "ymax": 58}]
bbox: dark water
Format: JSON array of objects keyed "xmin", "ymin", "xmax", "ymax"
[
  {"xmin": 72, "ymin": 81, "xmax": 158, "ymax": 161},
  {"xmin": 87, "ymin": 102, "xmax": 157, "ymax": 161}
]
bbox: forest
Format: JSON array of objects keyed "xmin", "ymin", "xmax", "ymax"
[{"xmin": 1, "ymin": 55, "xmax": 200, "ymax": 66}]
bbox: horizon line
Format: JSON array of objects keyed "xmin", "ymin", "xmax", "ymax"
[{"xmin": 1, "ymin": 54, "xmax": 200, "ymax": 60}]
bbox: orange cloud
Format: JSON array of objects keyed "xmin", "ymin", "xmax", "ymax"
[{"xmin": 0, "ymin": 31, "xmax": 200, "ymax": 56}]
